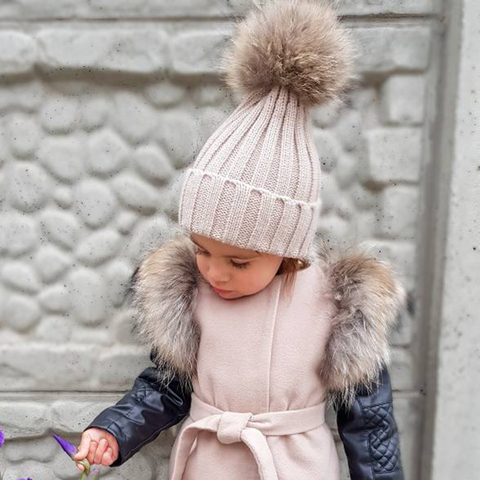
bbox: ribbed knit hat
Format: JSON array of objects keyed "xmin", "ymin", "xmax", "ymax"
[{"xmin": 178, "ymin": 0, "xmax": 355, "ymax": 262}]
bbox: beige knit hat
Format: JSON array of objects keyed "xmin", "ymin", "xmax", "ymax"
[{"xmin": 178, "ymin": 0, "xmax": 355, "ymax": 262}]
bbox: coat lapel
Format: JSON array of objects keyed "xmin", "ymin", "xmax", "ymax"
[{"xmin": 130, "ymin": 233, "xmax": 407, "ymax": 407}]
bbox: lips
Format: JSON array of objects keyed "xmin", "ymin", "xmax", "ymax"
[{"xmin": 212, "ymin": 286, "xmax": 231, "ymax": 294}]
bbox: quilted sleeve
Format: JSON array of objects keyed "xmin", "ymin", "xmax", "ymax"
[
  {"xmin": 335, "ymin": 363, "xmax": 404, "ymax": 480},
  {"xmin": 84, "ymin": 351, "xmax": 192, "ymax": 466}
]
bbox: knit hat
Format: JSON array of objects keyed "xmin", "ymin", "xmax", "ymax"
[{"xmin": 178, "ymin": 0, "xmax": 355, "ymax": 262}]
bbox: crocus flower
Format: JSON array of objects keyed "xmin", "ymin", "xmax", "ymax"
[
  {"xmin": 16, "ymin": 478, "xmax": 34, "ymax": 480},
  {"xmin": 0, "ymin": 424, "xmax": 4, "ymax": 448},
  {"xmin": 53, "ymin": 433, "xmax": 90, "ymax": 475},
  {"xmin": 53, "ymin": 433, "xmax": 77, "ymax": 457}
]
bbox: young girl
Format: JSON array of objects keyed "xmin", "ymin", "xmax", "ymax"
[{"xmin": 75, "ymin": 1, "xmax": 407, "ymax": 479}]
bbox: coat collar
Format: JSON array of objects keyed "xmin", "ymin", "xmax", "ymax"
[{"xmin": 129, "ymin": 233, "xmax": 407, "ymax": 408}]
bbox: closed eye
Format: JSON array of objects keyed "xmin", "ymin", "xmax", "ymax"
[{"xmin": 194, "ymin": 247, "xmax": 250, "ymax": 269}]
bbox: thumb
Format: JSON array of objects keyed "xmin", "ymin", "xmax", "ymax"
[{"xmin": 74, "ymin": 432, "xmax": 90, "ymax": 460}]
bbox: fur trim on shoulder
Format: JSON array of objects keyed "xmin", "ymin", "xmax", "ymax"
[
  {"xmin": 317, "ymin": 243, "xmax": 407, "ymax": 409},
  {"xmin": 221, "ymin": 0, "xmax": 356, "ymax": 106},
  {"xmin": 130, "ymin": 233, "xmax": 202, "ymax": 393},
  {"xmin": 129, "ymin": 232, "xmax": 407, "ymax": 406}
]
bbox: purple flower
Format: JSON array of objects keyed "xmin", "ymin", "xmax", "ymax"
[
  {"xmin": 0, "ymin": 424, "xmax": 4, "ymax": 448},
  {"xmin": 53, "ymin": 433, "xmax": 77, "ymax": 458},
  {"xmin": 16, "ymin": 478, "xmax": 34, "ymax": 480},
  {"xmin": 53, "ymin": 432, "xmax": 91, "ymax": 475}
]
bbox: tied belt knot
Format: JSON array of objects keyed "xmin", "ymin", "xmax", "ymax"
[{"xmin": 170, "ymin": 392, "xmax": 327, "ymax": 480}]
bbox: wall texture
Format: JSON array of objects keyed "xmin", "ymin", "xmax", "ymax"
[{"xmin": 0, "ymin": 1, "xmax": 455, "ymax": 479}]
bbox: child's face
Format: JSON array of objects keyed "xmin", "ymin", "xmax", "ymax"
[{"xmin": 190, "ymin": 233, "xmax": 284, "ymax": 300}]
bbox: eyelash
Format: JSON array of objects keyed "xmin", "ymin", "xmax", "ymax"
[{"xmin": 194, "ymin": 248, "xmax": 250, "ymax": 269}]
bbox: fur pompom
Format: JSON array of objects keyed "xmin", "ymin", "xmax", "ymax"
[{"xmin": 221, "ymin": 0, "xmax": 356, "ymax": 106}]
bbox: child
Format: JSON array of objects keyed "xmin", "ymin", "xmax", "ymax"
[{"xmin": 75, "ymin": 1, "xmax": 407, "ymax": 479}]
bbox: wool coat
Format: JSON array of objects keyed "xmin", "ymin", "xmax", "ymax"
[{"xmin": 125, "ymin": 233, "xmax": 406, "ymax": 480}]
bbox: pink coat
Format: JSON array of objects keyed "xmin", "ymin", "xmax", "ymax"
[{"xmin": 130, "ymin": 234, "xmax": 406, "ymax": 480}]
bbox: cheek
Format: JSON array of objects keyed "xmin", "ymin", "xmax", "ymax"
[
  {"xmin": 196, "ymin": 256, "xmax": 208, "ymax": 276},
  {"xmin": 238, "ymin": 268, "xmax": 276, "ymax": 295}
]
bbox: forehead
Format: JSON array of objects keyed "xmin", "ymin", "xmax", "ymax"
[{"xmin": 189, "ymin": 234, "xmax": 260, "ymax": 259}]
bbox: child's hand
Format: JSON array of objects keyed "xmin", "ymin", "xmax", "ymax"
[{"xmin": 74, "ymin": 427, "xmax": 119, "ymax": 470}]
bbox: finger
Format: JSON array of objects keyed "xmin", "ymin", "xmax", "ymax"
[
  {"xmin": 88, "ymin": 440, "xmax": 98, "ymax": 464},
  {"xmin": 93, "ymin": 438, "xmax": 108, "ymax": 464},
  {"xmin": 74, "ymin": 433, "xmax": 91, "ymax": 460},
  {"xmin": 101, "ymin": 447, "xmax": 114, "ymax": 466},
  {"xmin": 76, "ymin": 463, "xmax": 85, "ymax": 471}
]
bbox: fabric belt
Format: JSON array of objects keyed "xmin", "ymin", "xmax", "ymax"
[{"xmin": 170, "ymin": 392, "xmax": 327, "ymax": 480}]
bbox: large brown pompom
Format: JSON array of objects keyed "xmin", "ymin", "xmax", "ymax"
[{"xmin": 220, "ymin": 0, "xmax": 356, "ymax": 107}]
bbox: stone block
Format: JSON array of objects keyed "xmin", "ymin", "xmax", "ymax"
[
  {"xmin": 153, "ymin": 111, "xmax": 202, "ymax": 169},
  {"xmin": 339, "ymin": 0, "xmax": 435, "ymax": 15},
  {"xmin": 86, "ymin": 129, "xmax": 128, "ymax": 177},
  {"xmin": 3, "ymin": 295, "xmax": 41, "ymax": 332},
  {"xmin": 37, "ymin": 29, "xmax": 169, "ymax": 74},
  {"xmin": 2, "ymin": 261, "xmax": 41, "ymax": 293},
  {"xmin": 38, "ymin": 136, "xmax": 85, "ymax": 183},
  {"xmin": 0, "ymin": 213, "xmax": 38, "ymax": 257},
  {"xmin": 36, "ymin": 315, "xmax": 72, "ymax": 343},
  {"xmin": 377, "ymin": 186, "xmax": 419, "ymax": 240},
  {"xmin": 112, "ymin": 174, "xmax": 161, "ymax": 214},
  {"xmin": 95, "ymin": 349, "xmax": 151, "ymax": 390},
  {"xmin": 3, "ymin": 436, "xmax": 57, "ymax": 462},
  {"xmin": 38, "ymin": 285, "xmax": 71, "ymax": 314},
  {"xmin": 73, "ymin": 179, "xmax": 117, "ymax": 229},
  {"xmin": 51, "ymin": 399, "xmax": 117, "ymax": 432},
  {"xmin": 79, "ymin": 96, "xmax": 110, "ymax": 131},
  {"xmin": 66, "ymin": 268, "xmax": 110, "ymax": 325},
  {"xmin": 354, "ymin": 27, "xmax": 431, "ymax": 74},
  {"xmin": 0, "ymin": 31, "xmax": 36, "ymax": 74},
  {"xmin": 133, "ymin": 145, "xmax": 175, "ymax": 184},
  {"xmin": 0, "ymin": 402, "xmax": 50, "ymax": 437},
  {"xmin": 39, "ymin": 94, "xmax": 79, "ymax": 134},
  {"xmin": 39, "ymin": 210, "xmax": 81, "ymax": 250},
  {"xmin": 144, "ymin": 80, "xmax": 185, "ymax": 107},
  {"xmin": 34, "ymin": 246, "xmax": 72, "ymax": 283},
  {"xmin": 5, "ymin": 111, "xmax": 42, "ymax": 158},
  {"xmin": 0, "ymin": 0, "xmax": 436, "ymax": 19},
  {"xmin": 6, "ymin": 163, "xmax": 50, "ymax": 213},
  {"xmin": 0, "ymin": 345, "xmax": 95, "ymax": 391},
  {"xmin": 171, "ymin": 30, "xmax": 231, "ymax": 75},
  {"xmin": 0, "ymin": 80, "xmax": 45, "ymax": 113},
  {"xmin": 112, "ymin": 91, "xmax": 157, "ymax": 144},
  {"xmin": 381, "ymin": 75, "xmax": 426, "ymax": 125},
  {"xmin": 363, "ymin": 128, "xmax": 423, "ymax": 184},
  {"xmin": 76, "ymin": 229, "xmax": 122, "ymax": 266}
]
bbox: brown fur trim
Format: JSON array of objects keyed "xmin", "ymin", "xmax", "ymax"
[
  {"xmin": 130, "ymin": 233, "xmax": 202, "ymax": 392},
  {"xmin": 317, "ymin": 243, "xmax": 407, "ymax": 409},
  {"xmin": 130, "ymin": 233, "xmax": 407, "ymax": 405},
  {"xmin": 220, "ymin": 0, "xmax": 356, "ymax": 106}
]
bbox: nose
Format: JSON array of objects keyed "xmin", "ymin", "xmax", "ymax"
[{"xmin": 207, "ymin": 262, "xmax": 230, "ymax": 284}]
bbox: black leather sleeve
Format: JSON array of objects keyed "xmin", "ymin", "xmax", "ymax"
[
  {"xmin": 84, "ymin": 353, "xmax": 192, "ymax": 467},
  {"xmin": 335, "ymin": 364, "xmax": 404, "ymax": 480}
]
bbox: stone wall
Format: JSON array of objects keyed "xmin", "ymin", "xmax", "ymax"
[{"xmin": 0, "ymin": 1, "xmax": 445, "ymax": 479}]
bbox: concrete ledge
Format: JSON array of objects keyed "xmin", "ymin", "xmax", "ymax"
[{"xmin": 0, "ymin": 0, "xmax": 437, "ymax": 20}]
